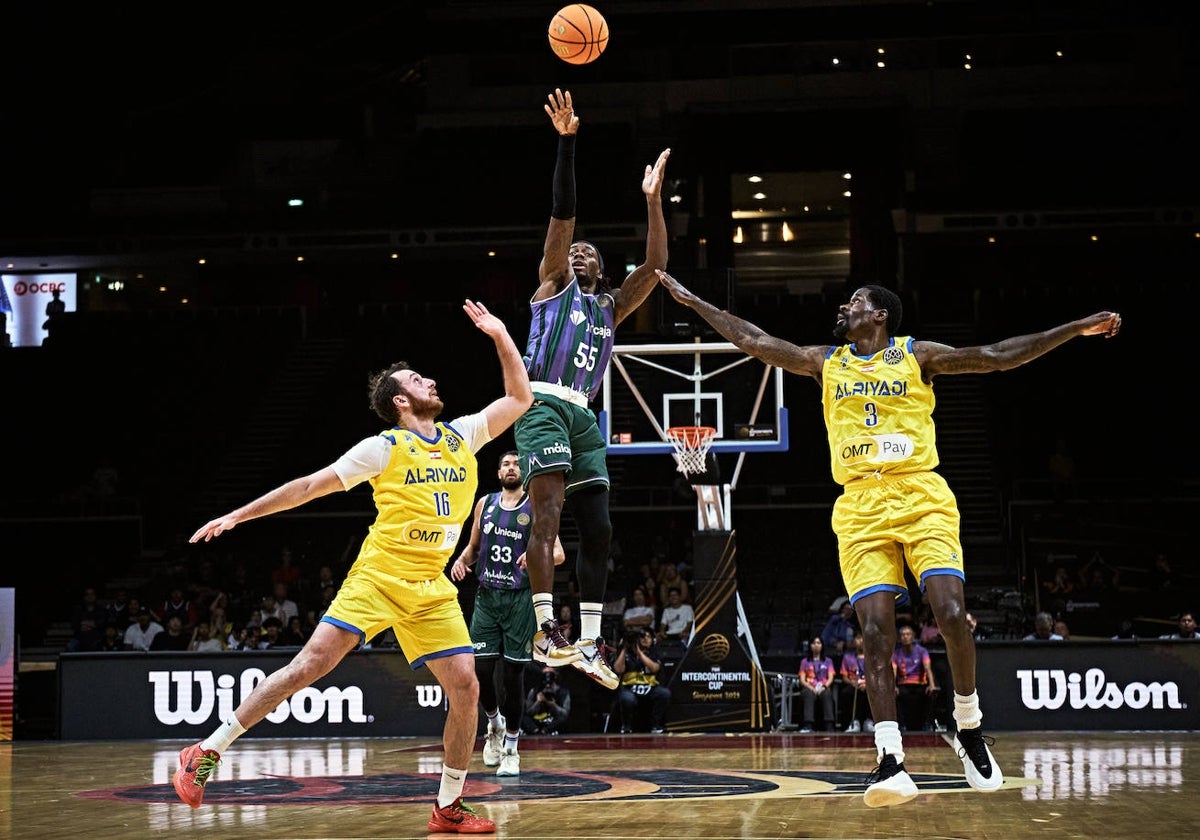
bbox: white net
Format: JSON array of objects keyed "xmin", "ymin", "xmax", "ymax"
[{"xmin": 666, "ymin": 426, "xmax": 716, "ymax": 477}]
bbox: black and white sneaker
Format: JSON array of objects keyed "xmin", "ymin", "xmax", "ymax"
[
  {"xmin": 864, "ymin": 751, "xmax": 918, "ymax": 808},
  {"xmin": 954, "ymin": 727, "xmax": 1004, "ymax": 791}
]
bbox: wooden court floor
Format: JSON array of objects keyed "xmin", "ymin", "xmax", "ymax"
[{"xmin": 2, "ymin": 730, "xmax": 1194, "ymax": 839}]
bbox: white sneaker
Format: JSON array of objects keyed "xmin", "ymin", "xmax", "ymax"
[
  {"xmin": 496, "ymin": 747, "xmax": 520, "ymax": 777},
  {"xmin": 847, "ymin": 720, "xmax": 862, "ymax": 733},
  {"xmin": 953, "ymin": 728, "xmax": 1004, "ymax": 792},
  {"xmin": 864, "ymin": 719, "xmax": 876, "ymax": 733},
  {"xmin": 864, "ymin": 753, "xmax": 918, "ymax": 808},
  {"xmin": 570, "ymin": 638, "xmax": 619, "ymax": 689},
  {"xmin": 533, "ymin": 620, "xmax": 582, "ymax": 666},
  {"xmin": 482, "ymin": 713, "xmax": 505, "ymax": 767}
]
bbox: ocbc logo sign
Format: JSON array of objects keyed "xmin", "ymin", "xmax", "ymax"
[{"xmin": 11, "ymin": 280, "xmax": 67, "ymax": 295}]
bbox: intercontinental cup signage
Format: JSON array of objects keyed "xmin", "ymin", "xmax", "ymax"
[
  {"xmin": 970, "ymin": 639, "xmax": 1200, "ymax": 731},
  {"xmin": 59, "ymin": 651, "xmax": 448, "ymax": 740},
  {"xmin": 675, "ymin": 633, "xmax": 754, "ymax": 703}
]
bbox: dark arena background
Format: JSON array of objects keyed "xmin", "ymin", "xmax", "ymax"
[{"xmin": 1, "ymin": 2, "xmax": 1196, "ymax": 838}]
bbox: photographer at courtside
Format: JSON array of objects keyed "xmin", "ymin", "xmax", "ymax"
[{"xmin": 613, "ymin": 627, "xmax": 671, "ymax": 733}]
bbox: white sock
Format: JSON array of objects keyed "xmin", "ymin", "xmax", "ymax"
[
  {"xmin": 954, "ymin": 690, "xmax": 983, "ymax": 730},
  {"xmin": 486, "ymin": 708, "xmax": 502, "ymax": 727},
  {"xmin": 579, "ymin": 601, "xmax": 604, "ymax": 641},
  {"xmin": 200, "ymin": 716, "xmax": 246, "ymax": 754},
  {"xmin": 873, "ymin": 720, "xmax": 905, "ymax": 764},
  {"xmin": 533, "ymin": 593, "xmax": 555, "ymax": 628},
  {"xmin": 504, "ymin": 731, "xmax": 520, "ymax": 752},
  {"xmin": 437, "ymin": 765, "xmax": 466, "ymax": 808}
]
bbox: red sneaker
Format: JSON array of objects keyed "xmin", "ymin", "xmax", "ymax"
[
  {"xmin": 173, "ymin": 741, "xmax": 221, "ymax": 808},
  {"xmin": 426, "ymin": 798, "xmax": 496, "ymax": 833}
]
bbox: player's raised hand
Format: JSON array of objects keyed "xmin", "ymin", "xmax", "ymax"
[
  {"xmin": 643, "ymin": 148, "xmax": 671, "ymax": 197},
  {"xmin": 544, "ymin": 88, "xmax": 578, "ymax": 135}
]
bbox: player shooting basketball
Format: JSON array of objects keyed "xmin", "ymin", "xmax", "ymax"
[{"xmin": 516, "ymin": 88, "xmax": 671, "ymax": 690}]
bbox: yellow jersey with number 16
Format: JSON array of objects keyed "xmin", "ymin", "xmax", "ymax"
[{"xmin": 821, "ymin": 336, "xmax": 940, "ymax": 487}]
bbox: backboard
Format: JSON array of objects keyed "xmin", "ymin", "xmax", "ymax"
[{"xmin": 598, "ymin": 340, "xmax": 789, "ymax": 457}]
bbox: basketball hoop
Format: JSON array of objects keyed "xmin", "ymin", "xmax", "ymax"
[{"xmin": 666, "ymin": 426, "xmax": 717, "ymax": 478}]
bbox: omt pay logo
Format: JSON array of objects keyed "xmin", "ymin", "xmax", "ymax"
[
  {"xmin": 1017, "ymin": 667, "xmax": 1185, "ymax": 711},
  {"xmin": 149, "ymin": 668, "xmax": 369, "ymax": 725}
]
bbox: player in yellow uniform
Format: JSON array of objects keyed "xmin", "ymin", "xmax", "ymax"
[
  {"xmin": 172, "ymin": 299, "xmax": 531, "ymax": 835},
  {"xmin": 655, "ymin": 269, "xmax": 1120, "ymax": 808}
]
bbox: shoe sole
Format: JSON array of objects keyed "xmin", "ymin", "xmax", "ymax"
[
  {"xmin": 952, "ymin": 735, "xmax": 1004, "ymax": 791},
  {"xmin": 571, "ymin": 658, "xmax": 618, "ymax": 689}
]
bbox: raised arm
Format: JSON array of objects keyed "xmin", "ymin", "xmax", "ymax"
[
  {"xmin": 463, "ymin": 298, "xmax": 533, "ymax": 438},
  {"xmin": 537, "ymin": 88, "xmax": 579, "ymax": 299},
  {"xmin": 656, "ymin": 269, "xmax": 830, "ymax": 379},
  {"xmin": 917, "ymin": 311, "xmax": 1121, "ymax": 378},
  {"xmin": 612, "ymin": 147, "xmax": 672, "ymax": 325},
  {"xmin": 189, "ymin": 466, "xmax": 345, "ymax": 543}
]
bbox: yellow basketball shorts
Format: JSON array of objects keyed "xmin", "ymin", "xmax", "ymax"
[
  {"xmin": 321, "ymin": 561, "xmax": 472, "ymax": 669},
  {"xmin": 831, "ymin": 470, "xmax": 965, "ymax": 604}
]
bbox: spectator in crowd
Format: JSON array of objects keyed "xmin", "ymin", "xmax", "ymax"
[
  {"xmin": 160, "ymin": 587, "xmax": 198, "ymax": 634},
  {"xmin": 99, "ymin": 623, "xmax": 124, "ymax": 652},
  {"xmin": 225, "ymin": 622, "xmax": 255, "ymax": 651},
  {"xmin": 892, "ymin": 624, "xmax": 937, "ymax": 733},
  {"xmin": 798, "ymin": 636, "xmax": 836, "ymax": 733},
  {"xmin": 839, "ymin": 631, "xmax": 873, "ymax": 733},
  {"xmin": 1024, "ymin": 612, "xmax": 1064, "ymax": 641},
  {"xmin": 104, "ymin": 588, "xmax": 133, "ymax": 633},
  {"xmin": 68, "ymin": 586, "xmax": 107, "ymax": 652},
  {"xmin": 271, "ymin": 545, "xmax": 303, "ymax": 588},
  {"xmin": 621, "ymin": 586, "xmax": 656, "ymax": 634},
  {"xmin": 151, "ymin": 615, "xmax": 193, "ymax": 651},
  {"xmin": 271, "ymin": 581, "xmax": 300, "ymax": 624},
  {"xmin": 123, "ymin": 606, "xmax": 163, "ymax": 651},
  {"xmin": 1111, "ymin": 617, "xmax": 1139, "ymax": 640},
  {"xmin": 208, "ymin": 604, "xmax": 231, "ymax": 645},
  {"xmin": 1078, "ymin": 551, "xmax": 1120, "ymax": 594},
  {"xmin": 257, "ymin": 616, "xmax": 285, "ymax": 649},
  {"xmin": 554, "ymin": 602, "xmax": 578, "ymax": 644},
  {"xmin": 613, "ymin": 626, "xmax": 670, "ymax": 734},
  {"xmin": 1053, "ymin": 619, "xmax": 1071, "ymax": 641},
  {"xmin": 522, "ymin": 667, "xmax": 572, "ymax": 735},
  {"xmin": 657, "ymin": 587, "xmax": 694, "ymax": 642},
  {"xmin": 821, "ymin": 597, "xmax": 858, "ymax": 663},
  {"xmin": 656, "ymin": 561, "xmax": 690, "ymax": 608},
  {"xmin": 189, "ymin": 621, "xmax": 225, "ymax": 652},
  {"xmin": 1160, "ymin": 612, "xmax": 1198, "ymax": 640},
  {"xmin": 1146, "ymin": 552, "xmax": 1175, "ymax": 592},
  {"xmin": 280, "ymin": 615, "xmax": 308, "ymax": 647}
]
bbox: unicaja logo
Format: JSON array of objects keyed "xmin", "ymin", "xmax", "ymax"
[
  {"xmin": 149, "ymin": 669, "xmax": 369, "ymax": 725},
  {"xmin": 1017, "ymin": 668, "xmax": 1184, "ymax": 711}
]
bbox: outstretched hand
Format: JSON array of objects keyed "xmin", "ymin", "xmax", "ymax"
[
  {"xmin": 1079, "ymin": 311, "xmax": 1122, "ymax": 338},
  {"xmin": 655, "ymin": 269, "xmax": 698, "ymax": 307},
  {"xmin": 643, "ymin": 148, "xmax": 671, "ymax": 197},
  {"xmin": 190, "ymin": 515, "xmax": 238, "ymax": 543},
  {"xmin": 544, "ymin": 88, "xmax": 578, "ymax": 136},
  {"xmin": 463, "ymin": 299, "xmax": 505, "ymax": 339}
]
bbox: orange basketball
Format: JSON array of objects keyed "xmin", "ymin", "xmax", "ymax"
[{"xmin": 548, "ymin": 4, "xmax": 609, "ymax": 65}]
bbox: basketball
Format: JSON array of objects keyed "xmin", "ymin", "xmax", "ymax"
[{"xmin": 548, "ymin": 4, "xmax": 609, "ymax": 65}]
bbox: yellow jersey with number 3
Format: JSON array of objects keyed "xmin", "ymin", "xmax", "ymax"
[{"xmin": 821, "ymin": 336, "xmax": 940, "ymax": 486}]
